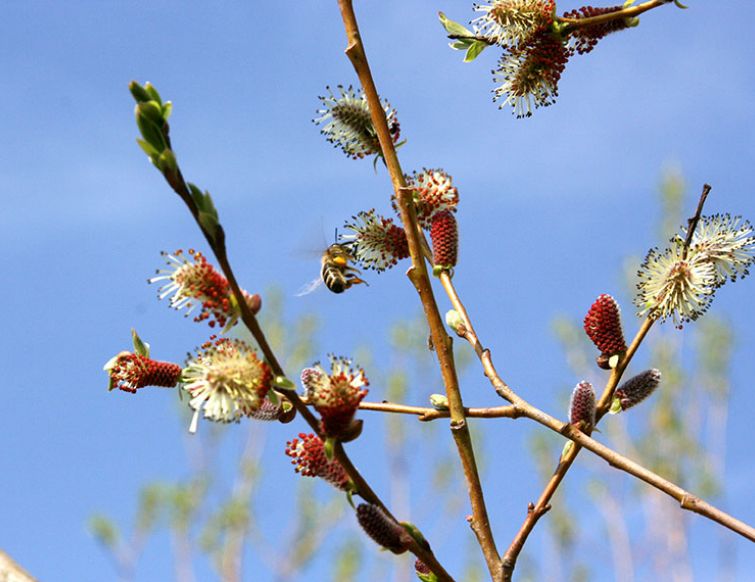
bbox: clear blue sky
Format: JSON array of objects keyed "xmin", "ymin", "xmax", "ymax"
[{"xmin": 3, "ymin": 1, "xmax": 754, "ymax": 580}]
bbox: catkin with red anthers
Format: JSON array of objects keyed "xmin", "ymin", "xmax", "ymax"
[{"xmin": 284, "ymin": 433, "xmax": 351, "ymax": 491}]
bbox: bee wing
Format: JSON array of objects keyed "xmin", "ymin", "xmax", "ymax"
[{"xmin": 296, "ymin": 277, "xmax": 324, "ymax": 297}]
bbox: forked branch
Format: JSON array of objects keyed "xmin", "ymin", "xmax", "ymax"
[{"xmin": 336, "ymin": 0, "xmax": 501, "ymax": 578}]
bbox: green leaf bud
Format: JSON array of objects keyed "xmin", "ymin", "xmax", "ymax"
[
  {"xmin": 129, "ymin": 81, "xmax": 152, "ymax": 103},
  {"xmin": 143, "ymin": 82, "xmax": 163, "ymax": 105}
]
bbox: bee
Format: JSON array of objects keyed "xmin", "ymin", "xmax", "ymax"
[{"xmin": 297, "ymin": 243, "xmax": 368, "ymax": 295}]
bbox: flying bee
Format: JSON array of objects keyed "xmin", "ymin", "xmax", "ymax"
[{"xmin": 297, "ymin": 243, "xmax": 368, "ymax": 296}]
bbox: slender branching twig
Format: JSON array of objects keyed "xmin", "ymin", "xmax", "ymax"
[
  {"xmin": 149, "ymin": 111, "xmax": 454, "ymax": 582},
  {"xmin": 336, "ymin": 1, "xmax": 502, "ymax": 578},
  {"xmin": 558, "ymin": 0, "xmax": 674, "ymax": 30}
]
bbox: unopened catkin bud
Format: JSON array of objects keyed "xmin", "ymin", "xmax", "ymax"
[
  {"xmin": 584, "ymin": 294, "xmax": 627, "ymax": 367},
  {"xmin": 430, "ymin": 210, "xmax": 458, "ymax": 271},
  {"xmin": 356, "ymin": 503, "xmax": 409, "ymax": 554},
  {"xmin": 445, "ymin": 309, "xmax": 466, "ymax": 336},
  {"xmin": 569, "ymin": 381, "xmax": 596, "ymax": 432},
  {"xmin": 611, "ymin": 368, "xmax": 662, "ymax": 413},
  {"xmin": 429, "ymin": 394, "xmax": 449, "ymax": 410}
]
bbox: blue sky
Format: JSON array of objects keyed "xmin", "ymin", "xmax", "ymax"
[{"xmin": 3, "ymin": 1, "xmax": 755, "ymax": 580}]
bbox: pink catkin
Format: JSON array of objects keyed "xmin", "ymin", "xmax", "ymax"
[{"xmin": 430, "ymin": 210, "xmax": 458, "ymax": 268}]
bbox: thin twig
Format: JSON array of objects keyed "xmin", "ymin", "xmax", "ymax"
[
  {"xmin": 336, "ymin": 1, "xmax": 501, "ymax": 578},
  {"xmin": 359, "ymin": 400, "xmax": 519, "ymax": 422},
  {"xmin": 682, "ymin": 183, "xmax": 711, "ymax": 258},
  {"xmin": 152, "ymin": 120, "xmax": 453, "ymax": 582},
  {"xmin": 447, "ymin": 33, "xmax": 496, "ymax": 46},
  {"xmin": 441, "ymin": 188, "xmax": 754, "ymax": 577},
  {"xmin": 558, "ymin": 0, "xmax": 672, "ymax": 29},
  {"xmin": 499, "ymin": 317, "xmax": 654, "ymax": 579}
]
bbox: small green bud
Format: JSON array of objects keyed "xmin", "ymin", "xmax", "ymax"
[
  {"xmin": 129, "ymin": 81, "xmax": 152, "ymax": 103},
  {"xmin": 135, "ymin": 105, "xmax": 167, "ymax": 152},
  {"xmin": 143, "ymin": 82, "xmax": 163, "ymax": 105},
  {"xmin": 137, "ymin": 100, "xmax": 165, "ymax": 126},
  {"xmin": 136, "ymin": 139, "xmax": 159, "ymax": 162},
  {"xmin": 444, "ymin": 309, "xmax": 465, "ymax": 336},
  {"xmin": 157, "ymin": 149, "xmax": 178, "ymax": 174},
  {"xmin": 429, "ymin": 394, "xmax": 449, "ymax": 410}
]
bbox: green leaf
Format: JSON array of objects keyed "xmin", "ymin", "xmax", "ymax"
[
  {"xmin": 131, "ymin": 328, "xmax": 150, "ymax": 358},
  {"xmin": 135, "ymin": 106, "xmax": 166, "ymax": 152},
  {"xmin": 673, "ymin": 0, "xmax": 688, "ymax": 8},
  {"xmin": 266, "ymin": 390, "xmax": 280, "ymax": 406},
  {"xmin": 464, "ymin": 40, "xmax": 487, "ymax": 62},
  {"xmin": 129, "ymin": 81, "xmax": 151, "ymax": 103},
  {"xmin": 161, "ymin": 101, "xmax": 173, "ymax": 120},
  {"xmin": 144, "ymin": 82, "xmax": 163, "ymax": 105},
  {"xmin": 188, "ymin": 182, "xmax": 204, "ymax": 203},
  {"xmin": 438, "ymin": 11, "xmax": 473, "ymax": 37},
  {"xmin": 136, "ymin": 138, "xmax": 159, "ymax": 159},
  {"xmin": 137, "ymin": 100, "xmax": 165, "ymax": 126},
  {"xmin": 273, "ymin": 375, "xmax": 296, "ymax": 390},
  {"xmin": 157, "ymin": 149, "xmax": 178, "ymax": 174},
  {"xmin": 198, "ymin": 210, "xmax": 219, "ymax": 239},
  {"xmin": 449, "ymin": 40, "xmax": 472, "ymax": 51}
]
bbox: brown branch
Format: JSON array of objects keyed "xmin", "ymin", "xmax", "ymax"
[
  {"xmin": 558, "ymin": 0, "xmax": 673, "ymax": 29},
  {"xmin": 358, "ymin": 400, "xmax": 519, "ymax": 422},
  {"xmin": 336, "ymin": 1, "xmax": 500, "ymax": 578},
  {"xmin": 499, "ymin": 317, "xmax": 654, "ymax": 579},
  {"xmin": 447, "ymin": 33, "xmax": 496, "ymax": 46},
  {"xmin": 682, "ymin": 183, "xmax": 711, "ymax": 258},
  {"xmin": 441, "ymin": 188, "xmax": 754, "ymax": 578}
]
